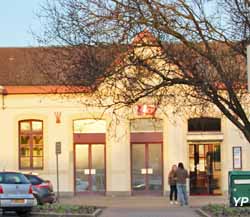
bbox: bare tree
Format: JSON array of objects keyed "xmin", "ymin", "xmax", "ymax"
[{"xmin": 36, "ymin": 0, "xmax": 250, "ymax": 143}]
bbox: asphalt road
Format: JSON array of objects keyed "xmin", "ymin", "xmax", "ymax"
[
  {"xmin": 0, "ymin": 208, "xmax": 201, "ymax": 217},
  {"xmin": 101, "ymin": 207, "xmax": 201, "ymax": 217}
]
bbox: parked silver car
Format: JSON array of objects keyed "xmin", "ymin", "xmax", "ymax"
[{"xmin": 0, "ymin": 172, "xmax": 36, "ymax": 216}]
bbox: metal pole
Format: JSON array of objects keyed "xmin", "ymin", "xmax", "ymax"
[
  {"xmin": 56, "ymin": 153, "xmax": 60, "ymax": 202},
  {"xmin": 246, "ymin": 0, "xmax": 250, "ymax": 92}
]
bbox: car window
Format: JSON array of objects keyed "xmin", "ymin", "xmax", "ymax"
[
  {"xmin": 0, "ymin": 173, "xmax": 30, "ymax": 184},
  {"xmin": 25, "ymin": 175, "xmax": 43, "ymax": 185}
]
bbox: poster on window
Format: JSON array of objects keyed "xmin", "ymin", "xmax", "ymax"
[{"xmin": 233, "ymin": 146, "xmax": 242, "ymax": 169}]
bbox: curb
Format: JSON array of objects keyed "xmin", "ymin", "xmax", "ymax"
[
  {"xmin": 195, "ymin": 208, "xmax": 212, "ymax": 217},
  {"xmin": 31, "ymin": 208, "xmax": 102, "ymax": 217}
]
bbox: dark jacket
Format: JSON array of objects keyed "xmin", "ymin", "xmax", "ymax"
[{"xmin": 176, "ymin": 168, "xmax": 189, "ymax": 184}]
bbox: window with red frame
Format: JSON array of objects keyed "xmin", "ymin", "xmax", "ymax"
[{"xmin": 19, "ymin": 120, "xmax": 43, "ymax": 169}]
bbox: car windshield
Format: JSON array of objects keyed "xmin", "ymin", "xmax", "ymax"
[{"xmin": 0, "ymin": 173, "xmax": 30, "ymax": 184}]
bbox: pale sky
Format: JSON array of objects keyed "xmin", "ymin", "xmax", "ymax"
[
  {"xmin": 0, "ymin": 0, "xmax": 45, "ymax": 47},
  {"xmin": 0, "ymin": 0, "xmax": 216, "ymax": 47}
]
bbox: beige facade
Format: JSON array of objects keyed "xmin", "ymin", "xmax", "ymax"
[{"xmin": 0, "ymin": 92, "xmax": 249, "ymax": 196}]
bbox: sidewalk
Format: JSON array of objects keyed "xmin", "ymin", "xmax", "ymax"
[
  {"xmin": 60, "ymin": 195, "xmax": 227, "ymax": 208},
  {"xmin": 60, "ymin": 195, "xmax": 227, "ymax": 217}
]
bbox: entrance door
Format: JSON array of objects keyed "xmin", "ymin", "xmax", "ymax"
[
  {"xmin": 75, "ymin": 144, "xmax": 105, "ymax": 194},
  {"xmin": 131, "ymin": 143, "xmax": 163, "ymax": 195},
  {"xmin": 189, "ymin": 143, "xmax": 221, "ymax": 195}
]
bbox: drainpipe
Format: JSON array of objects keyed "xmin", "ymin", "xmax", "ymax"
[{"xmin": 0, "ymin": 86, "xmax": 6, "ymax": 110}]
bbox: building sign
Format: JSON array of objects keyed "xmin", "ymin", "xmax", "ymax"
[
  {"xmin": 55, "ymin": 142, "xmax": 62, "ymax": 154},
  {"xmin": 136, "ymin": 104, "xmax": 157, "ymax": 116},
  {"xmin": 233, "ymin": 146, "xmax": 242, "ymax": 170}
]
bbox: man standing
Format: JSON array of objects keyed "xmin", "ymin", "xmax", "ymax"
[{"xmin": 176, "ymin": 162, "xmax": 189, "ymax": 206}]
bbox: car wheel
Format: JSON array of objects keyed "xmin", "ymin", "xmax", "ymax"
[
  {"xmin": 34, "ymin": 195, "xmax": 43, "ymax": 205},
  {"xmin": 16, "ymin": 209, "xmax": 31, "ymax": 217}
]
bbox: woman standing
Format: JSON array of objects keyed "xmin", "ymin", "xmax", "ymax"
[
  {"xmin": 168, "ymin": 164, "xmax": 178, "ymax": 204},
  {"xmin": 176, "ymin": 162, "xmax": 189, "ymax": 206}
]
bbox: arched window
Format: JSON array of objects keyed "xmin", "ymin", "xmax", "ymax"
[
  {"xmin": 19, "ymin": 120, "xmax": 43, "ymax": 169},
  {"xmin": 188, "ymin": 118, "xmax": 221, "ymax": 132}
]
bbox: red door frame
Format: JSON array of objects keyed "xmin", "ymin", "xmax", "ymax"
[
  {"xmin": 73, "ymin": 133, "xmax": 106, "ymax": 195},
  {"xmin": 130, "ymin": 132, "xmax": 163, "ymax": 196}
]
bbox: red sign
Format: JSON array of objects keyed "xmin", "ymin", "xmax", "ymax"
[{"xmin": 136, "ymin": 104, "xmax": 157, "ymax": 116}]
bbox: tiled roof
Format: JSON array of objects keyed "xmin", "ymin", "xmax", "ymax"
[{"xmin": 0, "ymin": 46, "xmax": 122, "ymax": 87}]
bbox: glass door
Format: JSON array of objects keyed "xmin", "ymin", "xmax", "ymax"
[
  {"xmin": 189, "ymin": 144, "xmax": 221, "ymax": 195},
  {"xmin": 75, "ymin": 144, "xmax": 105, "ymax": 194},
  {"xmin": 91, "ymin": 145, "xmax": 105, "ymax": 192},
  {"xmin": 132, "ymin": 144, "xmax": 146, "ymax": 192},
  {"xmin": 75, "ymin": 145, "xmax": 90, "ymax": 192},
  {"xmin": 148, "ymin": 144, "xmax": 162, "ymax": 193},
  {"xmin": 131, "ymin": 143, "xmax": 162, "ymax": 195}
]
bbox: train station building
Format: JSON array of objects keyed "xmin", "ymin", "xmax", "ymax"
[{"xmin": 0, "ymin": 33, "xmax": 249, "ymax": 197}]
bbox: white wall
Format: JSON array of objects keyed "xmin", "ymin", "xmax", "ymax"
[{"xmin": 0, "ymin": 93, "xmax": 249, "ymax": 195}]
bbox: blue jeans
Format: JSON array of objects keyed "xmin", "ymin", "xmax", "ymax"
[{"xmin": 177, "ymin": 184, "xmax": 188, "ymax": 206}]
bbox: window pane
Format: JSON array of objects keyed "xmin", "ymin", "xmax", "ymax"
[
  {"xmin": 92, "ymin": 145, "xmax": 105, "ymax": 192},
  {"xmin": 33, "ymin": 146, "xmax": 43, "ymax": 157},
  {"xmin": 20, "ymin": 135, "xmax": 30, "ymax": 145},
  {"xmin": 131, "ymin": 144, "xmax": 146, "ymax": 191},
  {"xmin": 199, "ymin": 145, "xmax": 204, "ymax": 157},
  {"xmin": 20, "ymin": 157, "xmax": 31, "ymax": 168},
  {"xmin": 33, "ymin": 135, "xmax": 43, "ymax": 145},
  {"xmin": 131, "ymin": 119, "xmax": 162, "ymax": 132},
  {"xmin": 25, "ymin": 175, "xmax": 43, "ymax": 185},
  {"xmin": 4, "ymin": 173, "xmax": 29, "ymax": 184},
  {"xmin": 148, "ymin": 144, "xmax": 162, "ymax": 191},
  {"xmin": 73, "ymin": 120, "xmax": 106, "ymax": 133},
  {"xmin": 19, "ymin": 120, "xmax": 44, "ymax": 169},
  {"xmin": 214, "ymin": 145, "xmax": 221, "ymax": 162},
  {"xmin": 20, "ymin": 122, "xmax": 31, "ymax": 131},
  {"xmin": 75, "ymin": 145, "xmax": 89, "ymax": 192},
  {"xmin": 32, "ymin": 157, "xmax": 43, "ymax": 168},
  {"xmin": 32, "ymin": 136, "xmax": 43, "ymax": 157},
  {"xmin": 189, "ymin": 145, "xmax": 194, "ymax": 157},
  {"xmin": 20, "ymin": 146, "xmax": 30, "ymax": 157},
  {"xmin": 188, "ymin": 118, "xmax": 221, "ymax": 132},
  {"xmin": 32, "ymin": 121, "xmax": 42, "ymax": 131}
]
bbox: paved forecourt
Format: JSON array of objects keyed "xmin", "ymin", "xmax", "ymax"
[{"xmin": 60, "ymin": 195, "xmax": 227, "ymax": 208}]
